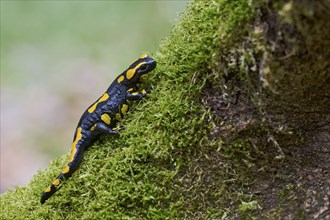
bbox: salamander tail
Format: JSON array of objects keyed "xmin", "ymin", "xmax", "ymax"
[
  {"xmin": 40, "ymin": 173, "xmax": 66, "ymax": 204},
  {"xmin": 40, "ymin": 141, "xmax": 85, "ymax": 204}
]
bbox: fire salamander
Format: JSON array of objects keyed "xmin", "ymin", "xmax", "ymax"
[{"xmin": 40, "ymin": 54, "xmax": 156, "ymax": 204}]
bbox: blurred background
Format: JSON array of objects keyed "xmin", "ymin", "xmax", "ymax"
[{"xmin": 1, "ymin": 1, "xmax": 188, "ymax": 193}]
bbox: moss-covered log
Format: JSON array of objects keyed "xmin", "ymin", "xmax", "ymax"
[{"xmin": 1, "ymin": 0, "xmax": 329, "ymax": 219}]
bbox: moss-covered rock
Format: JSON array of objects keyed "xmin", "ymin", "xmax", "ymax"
[{"xmin": 2, "ymin": 0, "xmax": 329, "ymax": 219}]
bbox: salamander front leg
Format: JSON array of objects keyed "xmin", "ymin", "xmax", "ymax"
[
  {"xmin": 112, "ymin": 123, "xmax": 125, "ymax": 131},
  {"xmin": 126, "ymin": 89, "xmax": 149, "ymax": 100}
]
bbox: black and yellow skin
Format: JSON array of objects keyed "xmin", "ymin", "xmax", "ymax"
[{"xmin": 40, "ymin": 54, "xmax": 156, "ymax": 204}]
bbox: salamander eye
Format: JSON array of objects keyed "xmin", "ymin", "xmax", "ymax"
[{"xmin": 139, "ymin": 64, "xmax": 147, "ymax": 71}]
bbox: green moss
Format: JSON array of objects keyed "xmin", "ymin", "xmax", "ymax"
[
  {"xmin": 1, "ymin": 0, "xmax": 258, "ymax": 218},
  {"xmin": 1, "ymin": 0, "xmax": 255, "ymax": 218}
]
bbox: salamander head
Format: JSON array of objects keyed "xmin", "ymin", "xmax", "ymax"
[{"xmin": 118, "ymin": 54, "xmax": 156, "ymax": 85}]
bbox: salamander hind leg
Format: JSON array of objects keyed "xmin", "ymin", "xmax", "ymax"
[{"xmin": 93, "ymin": 122, "xmax": 124, "ymax": 136}]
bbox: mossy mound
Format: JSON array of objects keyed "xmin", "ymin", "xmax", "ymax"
[{"xmin": 2, "ymin": 0, "xmax": 329, "ymax": 219}]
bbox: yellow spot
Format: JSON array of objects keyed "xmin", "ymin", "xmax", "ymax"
[
  {"xmin": 101, "ymin": 114, "xmax": 111, "ymax": 125},
  {"xmin": 69, "ymin": 127, "xmax": 82, "ymax": 162},
  {"xmin": 44, "ymin": 186, "xmax": 51, "ymax": 193},
  {"xmin": 141, "ymin": 89, "xmax": 147, "ymax": 94},
  {"xmin": 140, "ymin": 53, "xmax": 148, "ymax": 59},
  {"xmin": 62, "ymin": 166, "xmax": 70, "ymax": 174},
  {"xmin": 126, "ymin": 69, "xmax": 135, "ymax": 80},
  {"xmin": 126, "ymin": 62, "xmax": 146, "ymax": 80},
  {"xmin": 52, "ymin": 179, "xmax": 60, "ymax": 186},
  {"xmin": 115, "ymin": 113, "xmax": 121, "ymax": 121},
  {"xmin": 88, "ymin": 93, "xmax": 109, "ymax": 113},
  {"xmin": 127, "ymin": 88, "xmax": 134, "ymax": 92},
  {"xmin": 121, "ymin": 104, "xmax": 129, "ymax": 115},
  {"xmin": 117, "ymin": 75, "xmax": 125, "ymax": 83},
  {"xmin": 90, "ymin": 124, "xmax": 96, "ymax": 131},
  {"xmin": 132, "ymin": 92, "xmax": 139, "ymax": 95}
]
